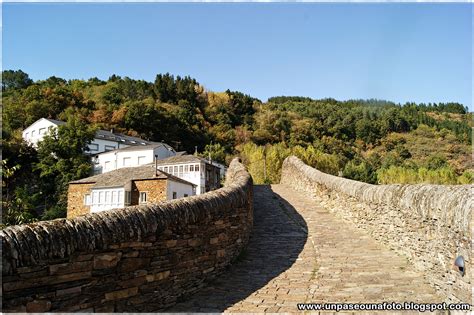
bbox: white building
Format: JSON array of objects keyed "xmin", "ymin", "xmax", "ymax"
[
  {"xmin": 92, "ymin": 143, "xmax": 176, "ymax": 174},
  {"xmin": 155, "ymin": 155, "xmax": 223, "ymax": 195},
  {"xmin": 22, "ymin": 118, "xmax": 159, "ymax": 154},
  {"xmin": 68, "ymin": 164, "xmax": 195, "ymax": 217}
]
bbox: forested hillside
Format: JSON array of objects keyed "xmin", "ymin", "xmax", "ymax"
[{"xmin": 2, "ymin": 70, "xmax": 472, "ymax": 225}]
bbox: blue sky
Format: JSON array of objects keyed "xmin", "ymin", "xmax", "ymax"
[{"xmin": 3, "ymin": 3, "xmax": 472, "ymax": 109}]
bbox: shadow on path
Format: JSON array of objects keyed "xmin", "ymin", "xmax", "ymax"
[{"xmin": 166, "ymin": 185, "xmax": 308, "ymax": 312}]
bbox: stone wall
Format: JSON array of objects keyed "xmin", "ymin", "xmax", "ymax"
[
  {"xmin": 2, "ymin": 158, "xmax": 253, "ymax": 312},
  {"xmin": 67, "ymin": 183, "xmax": 95, "ymax": 219},
  {"xmin": 131, "ymin": 179, "xmax": 167, "ymax": 206},
  {"xmin": 281, "ymin": 156, "xmax": 471, "ymax": 303}
]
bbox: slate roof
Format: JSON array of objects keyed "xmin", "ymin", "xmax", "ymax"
[
  {"xmin": 155, "ymin": 155, "xmax": 211, "ymax": 165},
  {"xmin": 44, "ymin": 118, "xmax": 66, "ymax": 126},
  {"xmin": 94, "ymin": 130, "xmax": 154, "ymax": 146},
  {"xmin": 70, "ymin": 164, "xmax": 195, "ymax": 189},
  {"xmin": 102, "ymin": 143, "xmax": 175, "ymax": 154}
]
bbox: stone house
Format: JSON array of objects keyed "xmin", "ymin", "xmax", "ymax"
[{"xmin": 67, "ymin": 164, "xmax": 196, "ymax": 219}]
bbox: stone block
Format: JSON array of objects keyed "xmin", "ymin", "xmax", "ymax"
[
  {"xmin": 134, "ymin": 269, "xmax": 148, "ymax": 277},
  {"xmin": 50, "ymin": 261, "xmax": 93, "ymax": 275},
  {"xmin": 56, "ymin": 285, "xmax": 83, "ymax": 297},
  {"xmin": 93, "ymin": 252, "xmax": 122, "ymax": 270},
  {"xmin": 166, "ymin": 240, "xmax": 177, "ymax": 248},
  {"xmin": 26, "ymin": 300, "xmax": 52, "ymax": 312},
  {"xmin": 76, "ymin": 254, "xmax": 94, "ymax": 262},
  {"xmin": 119, "ymin": 258, "xmax": 150, "ymax": 273},
  {"xmin": 118, "ymin": 276, "xmax": 146, "ymax": 288},
  {"xmin": 104, "ymin": 287, "xmax": 138, "ymax": 301},
  {"xmin": 188, "ymin": 239, "xmax": 202, "ymax": 247},
  {"xmin": 123, "ymin": 251, "xmax": 139, "ymax": 258},
  {"xmin": 146, "ymin": 270, "xmax": 170, "ymax": 282}
]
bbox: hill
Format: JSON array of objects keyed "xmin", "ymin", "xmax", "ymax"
[{"xmin": 2, "ymin": 70, "xmax": 472, "ymax": 224}]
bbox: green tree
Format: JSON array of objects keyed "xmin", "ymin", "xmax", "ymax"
[
  {"xmin": 2, "ymin": 69, "xmax": 33, "ymax": 91},
  {"xmin": 35, "ymin": 115, "xmax": 96, "ymax": 219},
  {"xmin": 202, "ymin": 143, "xmax": 226, "ymax": 164}
]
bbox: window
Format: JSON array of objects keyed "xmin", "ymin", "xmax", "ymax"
[
  {"xmin": 140, "ymin": 192, "xmax": 147, "ymax": 204},
  {"xmin": 123, "ymin": 157, "xmax": 131, "ymax": 166},
  {"xmin": 174, "ymin": 166, "xmax": 178, "ymax": 173},
  {"xmin": 118, "ymin": 191, "xmax": 123, "ymax": 204},
  {"xmin": 125, "ymin": 191, "xmax": 131, "ymax": 205},
  {"xmin": 164, "ymin": 166, "xmax": 168, "ymax": 173},
  {"xmin": 104, "ymin": 161, "xmax": 111, "ymax": 170},
  {"xmin": 39, "ymin": 127, "xmax": 46, "ymax": 135},
  {"xmin": 184, "ymin": 194, "xmax": 188, "ymax": 197},
  {"xmin": 185, "ymin": 165, "xmax": 189, "ymax": 173},
  {"xmin": 25, "ymin": 132, "xmax": 29, "ymax": 138},
  {"xmin": 179, "ymin": 165, "xmax": 184, "ymax": 176},
  {"xmin": 195, "ymin": 164, "xmax": 199, "ymax": 172},
  {"xmin": 31, "ymin": 130, "xmax": 36, "ymax": 137},
  {"xmin": 84, "ymin": 194, "xmax": 91, "ymax": 206},
  {"xmin": 105, "ymin": 191, "xmax": 110, "ymax": 204},
  {"xmin": 190, "ymin": 165, "xmax": 194, "ymax": 172},
  {"xmin": 89, "ymin": 143, "xmax": 99, "ymax": 151},
  {"xmin": 105, "ymin": 145, "xmax": 115, "ymax": 151},
  {"xmin": 98, "ymin": 192, "xmax": 104, "ymax": 205},
  {"xmin": 172, "ymin": 192, "xmax": 177, "ymax": 199},
  {"xmin": 112, "ymin": 191, "xmax": 117, "ymax": 204},
  {"xmin": 138, "ymin": 156, "xmax": 147, "ymax": 165}
]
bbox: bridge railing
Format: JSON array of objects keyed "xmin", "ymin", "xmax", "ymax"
[
  {"xmin": 2, "ymin": 158, "xmax": 253, "ymax": 312},
  {"xmin": 281, "ymin": 155, "xmax": 471, "ymax": 303}
]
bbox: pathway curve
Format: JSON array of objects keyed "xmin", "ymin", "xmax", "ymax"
[{"xmin": 167, "ymin": 184, "xmax": 441, "ymax": 312}]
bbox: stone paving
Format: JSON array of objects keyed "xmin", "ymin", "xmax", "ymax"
[{"xmin": 167, "ymin": 184, "xmax": 441, "ymax": 313}]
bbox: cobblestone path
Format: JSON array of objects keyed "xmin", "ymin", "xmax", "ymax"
[{"xmin": 167, "ymin": 184, "xmax": 441, "ymax": 313}]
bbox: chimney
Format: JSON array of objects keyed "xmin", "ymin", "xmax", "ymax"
[
  {"xmin": 155, "ymin": 154, "xmax": 158, "ymax": 177},
  {"xmin": 110, "ymin": 128, "xmax": 114, "ymax": 134}
]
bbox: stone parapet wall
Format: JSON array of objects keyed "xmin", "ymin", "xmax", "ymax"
[
  {"xmin": 281, "ymin": 156, "xmax": 471, "ymax": 303},
  {"xmin": 2, "ymin": 158, "xmax": 253, "ymax": 312}
]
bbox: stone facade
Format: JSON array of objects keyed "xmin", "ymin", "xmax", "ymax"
[
  {"xmin": 1, "ymin": 158, "xmax": 253, "ymax": 312},
  {"xmin": 130, "ymin": 179, "xmax": 167, "ymax": 206},
  {"xmin": 280, "ymin": 156, "xmax": 471, "ymax": 304},
  {"xmin": 67, "ymin": 183, "xmax": 95, "ymax": 218}
]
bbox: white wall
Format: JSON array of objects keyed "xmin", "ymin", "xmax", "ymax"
[
  {"xmin": 94, "ymin": 146, "xmax": 176, "ymax": 174},
  {"xmin": 167, "ymin": 180, "xmax": 195, "ymax": 200},
  {"xmin": 22, "ymin": 119, "xmax": 58, "ymax": 146},
  {"xmin": 89, "ymin": 187, "xmax": 126, "ymax": 213},
  {"xmin": 157, "ymin": 162, "xmax": 206, "ymax": 194}
]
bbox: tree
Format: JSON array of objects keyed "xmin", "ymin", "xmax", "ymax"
[
  {"xmin": 2, "ymin": 69, "xmax": 33, "ymax": 91},
  {"xmin": 35, "ymin": 115, "xmax": 96, "ymax": 219},
  {"xmin": 202, "ymin": 143, "xmax": 226, "ymax": 164}
]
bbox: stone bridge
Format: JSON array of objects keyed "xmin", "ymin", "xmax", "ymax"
[{"xmin": 1, "ymin": 156, "xmax": 471, "ymax": 312}]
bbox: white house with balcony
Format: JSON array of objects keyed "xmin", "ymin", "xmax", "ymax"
[
  {"xmin": 92, "ymin": 143, "xmax": 177, "ymax": 174},
  {"xmin": 22, "ymin": 118, "xmax": 159, "ymax": 155},
  {"xmin": 155, "ymin": 155, "xmax": 223, "ymax": 195}
]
